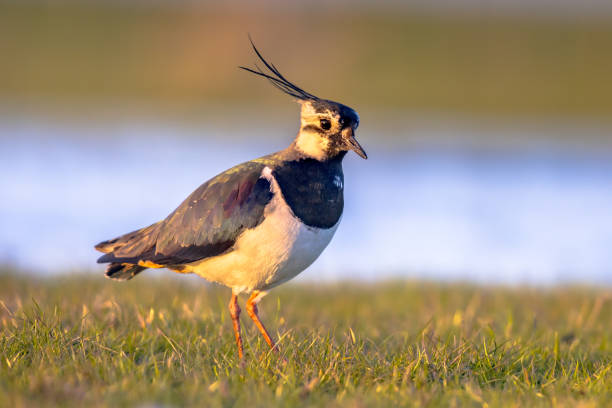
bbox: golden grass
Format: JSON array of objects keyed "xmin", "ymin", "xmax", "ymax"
[{"xmin": 1, "ymin": 272, "xmax": 611, "ymax": 407}]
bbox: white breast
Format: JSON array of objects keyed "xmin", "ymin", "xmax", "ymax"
[{"xmin": 186, "ymin": 167, "xmax": 340, "ymax": 293}]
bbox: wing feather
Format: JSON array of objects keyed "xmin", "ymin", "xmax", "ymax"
[
  {"xmin": 96, "ymin": 161, "xmax": 273, "ymax": 266},
  {"xmin": 152, "ymin": 161, "xmax": 273, "ymax": 264}
]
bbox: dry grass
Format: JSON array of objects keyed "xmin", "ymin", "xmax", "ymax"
[{"xmin": 1, "ymin": 271, "xmax": 611, "ymax": 407}]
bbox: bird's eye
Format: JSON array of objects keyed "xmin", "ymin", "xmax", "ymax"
[{"xmin": 320, "ymin": 118, "xmax": 331, "ymax": 131}]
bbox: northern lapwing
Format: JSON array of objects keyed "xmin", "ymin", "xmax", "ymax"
[{"xmin": 95, "ymin": 41, "xmax": 367, "ymax": 359}]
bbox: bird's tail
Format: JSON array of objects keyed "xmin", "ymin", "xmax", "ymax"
[
  {"xmin": 94, "ymin": 222, "xmax": 159, "ymax": 254},
  {"xmin": 105, "ymin": 263, "xmax": 146, "ymax": 281},
  {"xmin": 95, "ymin": 222, "xmax": 161, "ymax": 281}
]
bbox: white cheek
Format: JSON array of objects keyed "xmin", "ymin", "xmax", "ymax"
[{"xmin": 295, "ymin": 132, "xmax": 328, "ymax": 160}]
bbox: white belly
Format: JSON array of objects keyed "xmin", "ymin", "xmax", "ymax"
[{"xmin": 186, "ymin": 167, "xmax": 340, "ymax": 293}]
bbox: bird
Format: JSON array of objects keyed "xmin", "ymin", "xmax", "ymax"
[{"xmin": 94, "ymin": 40, "xmax": 367, "ymax": 359}]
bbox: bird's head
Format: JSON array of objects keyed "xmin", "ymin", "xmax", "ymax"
[
  {"xmin": 295, "ymin": 99, "xmax": 366, "ymax": 161},
  {"xmin": 240, "ymin": 39, "xmax": 367, "ymax": 162}
]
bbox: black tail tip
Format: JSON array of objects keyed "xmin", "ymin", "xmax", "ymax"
[{"xmin": 105, "ymin": 263, "xmax": 145, "ymax": 281}]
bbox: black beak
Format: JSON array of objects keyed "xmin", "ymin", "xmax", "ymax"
[{"xmin": 342, "ymin": 127, "xmax": 367, "ymax": 159}]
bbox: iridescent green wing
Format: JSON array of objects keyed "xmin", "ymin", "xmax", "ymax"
[{"xmin": 150, "ymin": 160, "xmax": 274, "ymax": 264}]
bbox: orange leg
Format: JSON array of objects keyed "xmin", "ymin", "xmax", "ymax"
[
  {"xmin": 228, "ymin": 293, "xmax": 243, "ymax": 359},
  {"xmin": 246, "ymin": 291, "xmax": 277, "ymax": 351}
]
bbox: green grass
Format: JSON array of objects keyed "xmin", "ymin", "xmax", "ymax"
[{"xmin": 1, "ymin": 272, "xmax": 611, "ymax": 407}]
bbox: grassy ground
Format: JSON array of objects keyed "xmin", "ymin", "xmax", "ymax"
[{"xmin": 0, "ymin": 272, "xmax": 611, "ymax": 407}]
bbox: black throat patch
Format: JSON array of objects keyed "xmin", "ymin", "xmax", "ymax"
[{"xmin": 272, "ymin": 157, "xmax": 344, "ymax": 229}]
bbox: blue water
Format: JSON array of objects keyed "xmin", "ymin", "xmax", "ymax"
[{"xmin": 1, "ymin": 117, "xmax": 611, "ymax": 285}]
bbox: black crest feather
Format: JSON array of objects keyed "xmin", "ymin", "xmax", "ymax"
[{"xmin": 240, "ymin": 37, "xmax": 319, "ymax": 101}]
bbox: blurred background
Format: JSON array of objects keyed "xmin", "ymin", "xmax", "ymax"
[{"xmin": 1, "ymin": 0, "xmax": 611, "ymax": 285}]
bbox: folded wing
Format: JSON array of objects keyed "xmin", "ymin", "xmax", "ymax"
[{"xmin": 96, "ymin": 161, "xmax": 273, "ymax": 267}]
